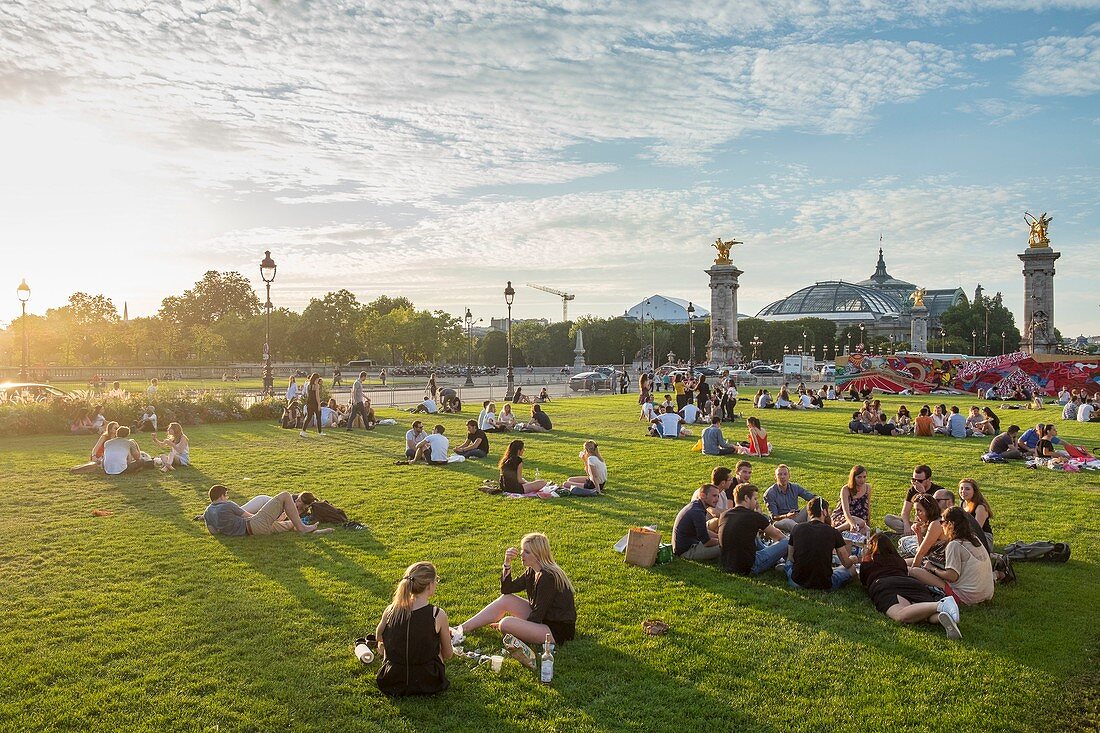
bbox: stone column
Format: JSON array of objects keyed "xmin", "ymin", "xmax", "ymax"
[
  {"xmin": 910, "ymin": 304, "xmax": 929, "ymax": 353},
  {"xmin": 1018, "ymin": 247, "xmax": 1061, "ymax": 355},
  {"xmin": 573, "ymin": 329, "xmax": 586, "ymax": 369},
  {"xmin": 706, "ymin": 264, "xmax": 743, "ymax": 365}
]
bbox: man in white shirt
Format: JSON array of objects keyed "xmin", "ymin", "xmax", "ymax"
[
  {"xmin": 412, "ymin": 424, "xmax": 449, "ymax": 465},
  {"xmin": 103, "ymin": 426, "xmax": 151, "ymax": 475},
  {"xmin": 135, "ymin": 406, "xmax": 157, "ymax": 432},
  {"xmin": 640, "ymin": 397, "xmax": 658, "ymax": 421},
  {"xmin": 650, "ymin": 406, "xmax": 684, "ymax": 438},
  {"xmin": 412, "ymin": 395, "xmax": 439, "ymax": 414},
  {"xmin": 1057, "ymin": 387, "xmax": 1071, "ymax": 405},
  {"xmin": 798, "ymin": 393, "xmax": 818, "ymax": 409},
  {"xmin": 1078, "ymin": 400, "xmax": 1097, "ymax": 422},
  {"xmin": 346, "ymin": 371, "xmax": 369, "ymax": 431},
  {"xmin": 680, "ymin": 401, "xmax": 703, "ymax": 424}
]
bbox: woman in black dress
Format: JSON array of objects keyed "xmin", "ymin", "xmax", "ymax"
[
  {"xmin": 375, "ymin": 562, "xmax": 454, "ymax": 696},
  {"xmin": 451, "ymin": 532, "xmax": 576, "ymax": 647},
  {"xmin": 300, "ymin": 373, "xmax": 324, "ymax": 437}
]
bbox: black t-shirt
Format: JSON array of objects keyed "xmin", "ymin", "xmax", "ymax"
[
  {"xmin": 988, "ymin": 415, "xmax": 1001, "ymax": 433},
  {"xmin": 533, "ymin": 411, "xmax": 552, "ymax": 430},
  {"xmin": 873, "ymin": 422, "xmax": 894, "ymax": 436},
  {"xmin": 905, "ymin": 482, "xmax": 946, "ymax": 503},
  {"xmin": 469, "ymin": 429, "xmax": 489, "ymax": 452},
  {"xmin": 718, "ymin": 507, "xmax": 770, "ymax": 575},
  {"xmin": 789, "ymin": 521, "xmax": 845, "ymax": 590},
  {"xmin": 1037, "ymin": 439, "xmax": 1054, "ymax": 457},
  {"xmin": 500, "ymin": 456, "xmax": 523, "ymax": 493}
]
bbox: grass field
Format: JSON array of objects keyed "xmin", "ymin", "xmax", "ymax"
[{"xmin": 1, "ymin": 395, "xmax": 1097, "ymax": 733}]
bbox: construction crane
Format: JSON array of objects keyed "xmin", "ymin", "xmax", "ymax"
[{"xmin": 526, "ymin": 283, "xmax": 576, "ymax": 323}]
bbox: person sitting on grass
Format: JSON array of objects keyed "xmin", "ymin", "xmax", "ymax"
[
  {"xmin": 884, "ymin": 464, "xmax": 945, "ymax": 535},
  {"xmin": 737, "ymin": 416, "xmax": 770, "ymax": 456},
  {"xmin": 451, "ymin": 533, "xmax": 576, "ymax": 651},
  {"xmin": 404, "ymin": 420, "xmax": 428, "ymax": 459},
  {"xmin": 973, "ymin": 407, "xmax": 1001, "ymax": 436},
  {"xmin": 914, "ymin": 406, "xmax": 934, "ymax": 437},
  {"xmin": 680, "ymin": 399, "xmax": 705, "ymax": 425},
  {"xmin": 659, "ymin": 393, "xmax": 675, "ymax": 411},
  {"xmin": 764, "ymin": 464, "xmax": 817, "ymax": 534},
  {"xmin": 895, "ymin": 406, "xmax": 912, "ymax": 433},
  {"xmin": 787, "ymin": 497, "xmax": 857, "ymax": 590},
  {"xmin": 830, "ymin": 464, "xmax": 871, "ymax": 536},
  {"xmin": 561, "ymin": 441, "xmax": 607, "ymax": 494},
  {"xmin": 702, "ymin": 415, "xmax": 738, "ymax": 455},
  {"xmin": 718, "ymin": 483, "xmax": 789, "ymax": 576},
  {"xmin": 134, "ymin": 406, "xmax": 157, "ymax": 433},
  {"xmin": 280, "ymin": 400, "xmax": 303, "ymax": 430},
  {"xmin": 946, "ymin": 406, "xmax": 969, "ymax": 438},
  {"xmin": 203, "ymin": 484, "xmax": 333, "ymax": 537},
  {"xmin": 1018, "ymin": 422, "xmax": 1059, "ymax": 456},
  {"xmin": 70, "ymin": 411, "xmax": 96, "ymax": 435},
  {"xmin": 495, "ymin": 403, "xmax": 517, "ymax": 432},
  {"xmin": 903, "ymin": 494, "xmax": 946, "ymax": 567},
  {"xmin": 498, "ymin": 439, "xmax": 548, "ymax": 495},
  {"xmin": 640, "ymin": 396, "xmax": 658, "ymax": 422},
  {"xmin": 848, "ymin": 411, "xmax": 873, "ymax": 434},
  {"xmin": 908, "ymin": 507, "xmax": 994, "ymax": 606},
  {"xmin": 707, "ymin": 466, "xmax": 737, "ymax": 531},
  {"xmin": 859, "ymin": 532, "xmax": 962, "ymax": 639},
  {"xmin": 989, "ymin": 424, "xmax": 1023, "ymax": 458},
  {"xmin": 375, "ymin": 562, "xmax": 453, "ymax": 697},
  {"xmin": 412, "ymin": 425, "xmax": 449, "ymax": 466},
  {"xmin": 672, "ymin": 484, "xmax": 721, "ymax": 561},
  {"xmin": 512, "ymin": 386, "xmax": 532, "ymax": 405},
  {"xmin": 522, "ymin": 404, "xmax": 552, "ymax": 433},
  {"xmin": 454, "ymin": 420, "xmax": 490, "ymax": 460},
  {"xmin": 412, "ymin": 394, "xmax": 439, "ymax": 414},
  {"xmin": 88, "ymin": 421, "xmax": 120, "ymax": 468},
  {"xmin": 151, "ymin": 422, "xmax": 190, "ymax": 472},
  {"xmin": 103, "ymin": 426, "xmax": 153, "ymax": 475},
  {"xmin": 537, "ymin": 387, "xmax": 551, "ymax": 403},
  {"xmin": 872, "ymin": 414, "xmax": 900, "ymax": 436},
  {"xmin": 478, "ymin": 401, "xmax": 496, "ymax": 431},
  {"xmin": 650, "ymin": 405, "xmax": 685, "ymax": 438},
  {"xmin": 1036, "ymin": 424, "xmax": 1068, "ymax": 459}
]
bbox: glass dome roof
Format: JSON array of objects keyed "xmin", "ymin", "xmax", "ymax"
[{"xmin": 756, "ymin": 281, "xmax": 904, "ymax": 318}]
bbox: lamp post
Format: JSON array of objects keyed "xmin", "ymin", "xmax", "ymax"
[
  {"xmin": 259, "ymin": 252, "xmax": 276, "ymax": 395},
  {"xmin": 972, "ymin": 330, "xmax": 977, "ymax": 356},
  {"xmin": 750, "ymin": 335, "xmax": 762, "ymax": 362},
  {"xmin": 940, "ymin": 328, "xmax": 947, "ymax": 354},
  {"xmin": 687, "ymin": 301, "xmax": 695, "ymax": 375},
  {"xmin": 504, "ymin": 281, "xmax": 515, "ymax": 401},
  {"xmin": 647, "ymin": 298, "xmax": 655, "ymax": 371},
  {"xmin": 858, "ymin": 323, "xmax": 865, "ymax": 348},
  {"xmin": 1001, "ymin": 331, "xmax": 1006, "ymax": 356},
  {"xmin": 846, "ymin": 331, "xmax": 852, "ymax": 355},
  {"xmin": 464, "ymin": 308, "xmax": 475, "ymax": 387},
  {"xmin": 801, "ymin": 330, "xmax": 807, "ymax": 356},
  {"xmin": 16, "ymin": 279, "xmax": 30, "ymax": 380}
]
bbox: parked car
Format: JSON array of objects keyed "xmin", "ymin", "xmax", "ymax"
[
  {"xmin": 569, "ymin": 371, "xmax": 615, "ymax": 391},
  {"xmin": 820, "ymin": 363, "xmax": 836, "ymax": 378},
  {"xmin": 0, "ymin": 382, "xmax": 69, "ymax": 400},
  {"xmin": 344, "ymin": 359, "xmax": 375, "ymax": 370},
  {"xmin": 748, "ymin": 365, "xmax": 781, "ymax": 376}
]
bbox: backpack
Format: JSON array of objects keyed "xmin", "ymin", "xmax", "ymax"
[
  {"xmin": 1001, "ymin": 541, "xmax": 1071, "ymax": 563},
  {"xmin": 306, "ymin": 500, "xmax": 349, "ymax": 525}
]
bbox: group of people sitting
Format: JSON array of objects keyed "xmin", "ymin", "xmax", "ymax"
[
  {"xmin": 638, "ymin": 371, "xmax": 740, "ymax": 422},
  {"xmin": 753, "ymin": 385, "xmax": 831, "ymax": 409},
  {"xmin": 72, "ymin": 419, "xmax": 191, "ymax": 475},
  {"xmin": 672, "ymin": 461, "xmax": 1002, "ymax": 639},
  {"xmin": 850, "ymin": 402, "xmax": 1007, "ymax": 439},
  {"xmin": 1060, "ymin": 392, "xmax": 1099, "ymax": 422}
]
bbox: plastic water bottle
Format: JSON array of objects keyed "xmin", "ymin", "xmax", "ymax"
[
  {"xmin": 535, "ymin": 468, "xmax": 541, "ymax": 481},
  {"xmin": 354, "ymin": 640, "xmax": 374, "ymax": 665},
  {"xmin": 540, "ymin": 634, "xmax": 555, "ymax": 684}
]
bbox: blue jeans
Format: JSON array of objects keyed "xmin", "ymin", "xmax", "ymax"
[
  {"xmin": 458, "ymin": 448, "xmax": 487, "ymax": 459},
  {"xmin": 751, "ymin": 538, "xmax": 789, "ymax": 575},
  {"xmin": 786, "ymin": 562, "xmax": 853, "ymax": 590},
  {"xmin": 346, "ymin": 401, "xmax": 368, "ymax": 429}
]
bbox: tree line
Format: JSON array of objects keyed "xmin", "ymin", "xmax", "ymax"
[{"xmin": 2, "ymin": 271, "xmax": 1038, "ymax": 368}]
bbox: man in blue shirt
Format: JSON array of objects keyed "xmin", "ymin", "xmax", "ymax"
[
  {"xmin": 763, "ymin": 464, "xmax": 817, "ymax": 533},
  {"xmin": 672, "ymin": 484, "xmax": 720, "ymax": 560},
  {"xmin": 702, "ymin": 416, "xmax": 737, "ymax": 455},
  {"xmin": 203, "ymin": 485, "xmax": 332, "ymax": 537},
  {"xmin": 1019, "ymin": 422, "xmax": 1061, "ymax": 457},
  {"xmin": 946, "ymin": 406, "xmax": 969, "ymax": 438}
]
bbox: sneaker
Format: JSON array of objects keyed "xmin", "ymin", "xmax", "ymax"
[
  {"xmin": 450, "ymin": 625, "xmax": 465, "ymax": 646},
  {"xmin": 318, "ymin": 431, "xmax": 326, "ymax": 436},
  {"xmin": 299, "ymin": 431, "xmax": 308, "ymax": 438},
  {"xmin": 937, "ymin": 595, "xmax": 961, "ymax": 624},
  {"xmin": 938, "ymin": 611, "xmax": 963, "ymax": 640}
]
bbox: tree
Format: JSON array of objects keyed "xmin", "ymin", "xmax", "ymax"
[
  {"xmin": 159, "ymin": 271, "xmax": 260, "ymax": 327},
  {"xmin": 940, "ymin": 292, "xmax": 1020, "ymax": 355},
  {"xmin": 292, "ymin": 290, "xmax": 365, "ymax": 363},
  {"xmin": 365, "ymin": 295, "xmax": 415, "ymax": 318}
]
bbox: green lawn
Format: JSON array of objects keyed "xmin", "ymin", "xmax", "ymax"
[{"xmin": 1, "ymin": 395, "xmax": 1097, "ymax": 732}]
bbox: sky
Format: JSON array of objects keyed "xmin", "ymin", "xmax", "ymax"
[{"xmin": 2, "ymin": 1, "xmax": 1099, "ymax": 335}]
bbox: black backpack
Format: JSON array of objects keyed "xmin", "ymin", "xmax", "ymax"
[
  {"xmin": 1002, "ymin": 541, "xmax": 1071, "ymax": 563},
  {"xmin": 307, "ymin": 500, "xmax": 349, "ymax": 525}
]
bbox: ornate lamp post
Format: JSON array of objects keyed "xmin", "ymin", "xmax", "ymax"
[
  {"xmin": 750, "ymin": 335, "xmax": 762, "ymax": 361},
  {"xmin": 940, "ymin": 328, "xmax": 947, "ymax": 354},
  {"xmin": 1001, "ymin": 331, "xmax": 1007, "ymax": 356},
  {"xmin": 971, "ymin": 330, "xmax": 977, "ymax": 356},
  {"xmin": 16, "ymin": 279, "xmax": 30, "ymax": 380},
  {"xmin": 464, "ymin": 308, "xmax": 475, "ymax": 387},
  {"xmin": 504, "ymin": 281, "xmax": 515, "ymax": 401},
  {"xmin": 858, "ymin": 323, "xmax": 865, "ymax": 348},
  {"xmin": 801, "ymin": 330, "xmax": 808, "ymax": 356},
  {"xmin": 846, "ymin": 331, "xmax": 852, "ymax": 355},
  {"xmin": 687, "ymin": 301, "xmax": 695, "ymax": 374},
  {"xmin": 259, "ymin": 251, "xmax": 277, "ymax": 395}
]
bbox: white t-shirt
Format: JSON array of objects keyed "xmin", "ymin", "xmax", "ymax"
[
  {"xmin": 1078, "ymin": 403, "xmax": 1095, "ymax": 422},
  {"xmin": 91, "ymin": 413, "xmax": 106, "ymax": 430},
  {"xmin": 799, "ymin": 394, "xmax": 815, "ymax": 408},
  {"xmin": 141, "ymin": 411, "xmax": 157, "ymax": 428},
  {"xmin": 103, "ymin": 438, "xmax": 132, "ymax": 475},
  {"xmin": 321, "ymin": 406, "xmax": 338, "ymax": 427},
  {"xmin": 656, "ymin": 413, "xmax": 681, "ymax": 437},
  {"xmin": 286, "ymin": 383, "xmax": 299, "ymax": 401},
  {"xmin": 422, "ymin": 399, "xmax": 438, "ymax": 414},
  {"xmin": 405, "ymin": 429, "xmax": 427, "ymax": 450},
  {"xmin": 479, "ymin": 410, "xmax": 496, "ymax": 430},
  {"xmin": 681, "ymin": 404, "xmax": 700, "ymax": 423},
  {"xmin": 587, "ymin": 455, "xmax": 608, "ymax": 485},
  {"xmin": 641, "ymin": 403, "xmax": 657, "ymax": 420},
  {"xmin": 423, "ymin": 433, "xmax": 448, "ymax": 461}
]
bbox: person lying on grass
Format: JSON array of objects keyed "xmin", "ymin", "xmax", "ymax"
[
  {"xmin": 498, "ymin": 439, "xmax": 548, "ymax": 495},
  {"xmin": 450, "ymin": 532, "xmax": 576, "ymax": 649},
  {"xmin": 375, "ymin": 562, "xmax": 453, "ymax": 697},
  {"xmin": 859, "ymin": 532, "xmax": 963, "ymax": 639},
  {"xmin": 907, "ymin": 507, "xmax": 994, "ymax": 607},
  {"xmin": 561, "ymin": 441, "xmax": 607, "ymax": 493},
  {"xmin": 203, "ymin": 484, "xmax": 332, "ymax": 536}
]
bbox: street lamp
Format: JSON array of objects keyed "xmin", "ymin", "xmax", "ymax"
[
  {"xmin": 16, "ymin": 278, "xmax": 30, "ymax": 380},
  {"xmin": 972, "ymin": 330, "xmax": 977, "ymax": 356},
  {"xmin": 750, "ymin": 335, "xmax": 762, "ymax": 361},
  {"xmin": 464, "ymin": 308, "xmax": 475, "ymax": 387},
  {"xmin": 259, "ymin": 251, "xmax": 277, "ymax": 395},
  {"xmin": 858, "ymin": 323, "xmax": 865, "ymax": 348},
  {"xmin": 846, "ymin": 331, "xmax": 852, "ymax": 355},
  {"xmin": 940, "ymin": 328, "xmax": 947, "ymax": 354},
  {"xmin": 1001, "ymin": 331, "xmax": 1007, "ymax": 356},
  {"xmin": 687, "ymin": 301, "xmax": 696, "ymax": 374},
  {"xmin": 505, "ymin": 281, "xmax": 515, "ymax": 401},
  {"xmin": 801, "ymin": 330, "xmax": 808, "ymax": 356},
  {"xmin": 646, "ymin": 298, "xmax": 655, "ymax": 372}
]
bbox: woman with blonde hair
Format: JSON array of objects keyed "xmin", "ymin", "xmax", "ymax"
[
  {"xmin": 451, "ymin": 532, "xmax": 577, "ymax": 647},
  {"xmin": 375, "ymin": 562, "xmax": 453, "ymax": 696},
  {"xmin": 562, "ymin": 440, "xmax": 607, "ymax": 494},
  {"xmin": 152, "ymin": 422, "xmax": 190, "ymax": 472}
]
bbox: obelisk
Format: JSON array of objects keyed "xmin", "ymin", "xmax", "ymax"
[
  {"xmin": 1018, "ymin": 212, "xmax": 1060, "ymax": 355},
  {"xmin": 573, "ymin": 329, "xmax": 587, "ymax": 369},
  {"xmin": 706, "ymin": 238, "xmax": 743, "ymax": 365}
]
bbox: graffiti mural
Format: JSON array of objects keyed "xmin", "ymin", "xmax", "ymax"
[{"xmin": 835, "ymin": 352, "xmax": 1100, "ymax": 396}]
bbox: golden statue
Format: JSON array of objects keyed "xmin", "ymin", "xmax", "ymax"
[
  {"xmin": 908, "ymin": 288, "xmax": 927, "ymax": 308},
  {"xmin": 712, "ymin": 238, "xmax": 741, "ymax": 265},
  {"xmin": 1024, "ymin": 211, "xmax": 1052, "ymax": 248}
]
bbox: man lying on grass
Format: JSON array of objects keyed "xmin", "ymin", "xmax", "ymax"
[{"xmin": 203, "ymin": 485, "xmax": 334, "ymax": 537}]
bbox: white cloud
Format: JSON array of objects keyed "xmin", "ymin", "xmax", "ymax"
[
  {"xmin": 971, "ymin": 44, "xmax": 1017, "ymax": 61},
  {"xmin": 1018, "ymin": 34, "xmax": 1100, "ymax": 96},
  {"xmin": 957, "ymin": 97, "xmax": 1041, "ymax": 123}
]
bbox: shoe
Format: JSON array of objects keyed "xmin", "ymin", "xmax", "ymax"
[
  {"xmin": 938, "ymin": 611, "xmax": 962, "ymax": 640},
  {"xmin": 299, "ymin": 431, "xmax": 308, "ymax": 437},
  {"xmin": 1001, "ymin": 555, "xmax": 1017, "ymax": 583},
  {"xmin": 450, "ymin": 625, "xmax": 465, "ymax": 646},
  {"xmin": 937, "ymin": 595, "xmax": 960, "ymax": 624},
  {"xmin": 319, "ymin": 432, "xmax": 326, "ymax": 436}
]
